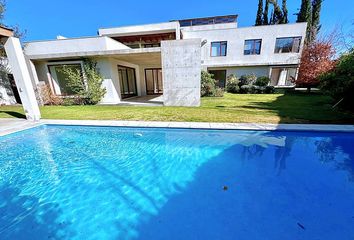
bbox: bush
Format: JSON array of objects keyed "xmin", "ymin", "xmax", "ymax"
[
  {"xmin": 255, "ymin": 76, "xmax": 271, "ymax": 87},
  {"xmin": 58, "ymin": 59, "xmax": 106, "ymax": 105},
  {"xmin": 226, "ymin": 74, "xmax": 240, "ymax": 93},
  {"xmin": 214, "ymin": 87, "xmax": 225, "ymax": 97},
  {"xmin": 201, "ymin": 71, "xmax": 216, "ymax": 97},
  {"xmin": 201, "ymin": 71, "xmax": 225, "ymax": 97},
  {"xmin": 319, "ymin": 49, "xmax": 354, "ymax": 111},
  {"xmin": 239, "ymin": 74, "xmax": 257, "ymax": 86},
  {"xmin": 264, "ymin": 86, "xmax": 275, "ymax": 94},
  {"xmin": 37, "ymin": 83, "xmax": 63, "ymax": 105},
  {"xmin": 240, "ymin": 84, "xmax": 256, "ymax": 94}
]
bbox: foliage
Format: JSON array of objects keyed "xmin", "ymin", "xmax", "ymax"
[
  {"xmin": 201, "ymin": 71, "xmax": 216, "ymax": 97},
  {"xmin": 240, "ymin": 84, "xmax": 256, "ymax": 94},
  {"xmin": 281, "ymin": 0, "xmax": 289, "ymax": 24},
  {"xmin": 319, "ymin": 49, "xmax": 354, "ymax": 111},
  {"xmin": 268, "ymin": 0, "xmax": 284, "ymax": 24},
  {"xmin": 262, "ymin": 0, "xmax": 269, "ymax": 25},
  {"xmin": 264, "ymin": 86, "xmax": 276, "ymax": 94},
  {"xmin": 255, "ymin": 76, "xmax": 271, "ymax": 86},
  {"xmin": 310, "ymin": 0, "xmax": 322, "ymax": 42},
  {"xmin": 296, "ymin": 38, "xmax": 336, "ymax": 89},
  {"xmin": 239, "ymin": 74, "xmax": 257, "ymax": 86},
  {"xmin": 200, "ymin": 71, "xmax": 225, "ymax": 97},
  {"xmin": 226, "ymin": 74, "xmax": 240, "ymax": 93},
  {"xmin": 255, "ymin": 0, "xmax": 264, "ymax": 26},
  {"xmin": 37, "ymin": 84, "xmax": 63, "ymax": 106},
  {"xmin": 214, "ymin": 87, "xmax": 225, "ymax": 97},
  {"xmin": 58, "ymin": 59, "xmax": 106, "ymax": 105}
]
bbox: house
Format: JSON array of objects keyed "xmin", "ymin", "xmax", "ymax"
[{"xmin": 22, "ymin": 15, "xmax": 307, "ymax": 107}]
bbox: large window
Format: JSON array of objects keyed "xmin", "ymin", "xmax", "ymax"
[
  {"xmin": 118, "ymin": 65, "xmax": 137, "ymax": 99},
  {"xmin": 48, "ymin": 63, "xmax": 83, "ymax": 96},
  {"xmin": 274, "ymin": 37, "xmax": 302, "ymax": 53},
  {"xmin": 211, "ymin": 41, "xmax": 227, "ymax": 57},
  {"xmin": 244, "ymin": 39, "xmax": 262, "ymax": 55}
]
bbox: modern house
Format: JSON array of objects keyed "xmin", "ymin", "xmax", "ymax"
[{"xmin": 5, "ymin": 15, "xmax": 307, "ymax": 107}]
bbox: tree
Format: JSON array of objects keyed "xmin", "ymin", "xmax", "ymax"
[
  {"xmin": 296, "ymin": 37, "xmax": 336, "ymax": 91},
  {"xmin": 281, "ymin": 0, "xmax": 289, "ymax": 24},
  {"xmin": 262, "ymin": 0, "xmax": 269, "ymax": 25},
  {"xmin": 310, "ymin": 0, "xmax": 322, "ymax": 42},
  {"xmin": 297, "ymin": 0, "xmax": 312, "ymax": 42},
  {"xmin": 320, "ymin": 49, "xmax": 354, "ymax": 111},
  {"xmin": 255, "ymin": 0, "xmax": 264, "ymax": 26},
  {"xmin": 269, "ymin": 0, "xmax": 284, "ymax": 24}
]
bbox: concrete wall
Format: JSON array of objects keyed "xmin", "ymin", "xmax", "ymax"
[
  {"xmin": 161, "ymin": 39, "xmax": 201, "ymax": 107},
  {"xmin": 208, "ymin": 66, "xmax": 270, "ymax": 78},
  {"xmin": 24, "ymin": 36, "xmax": 130, "ymax": 58},
  {"xmin": 182, "ymin": 23, "xmax": 307, "ymax": 68}
]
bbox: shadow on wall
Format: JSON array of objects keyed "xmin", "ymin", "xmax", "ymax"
[
  {"xmin": 0, "ymin": 183, "xmax": 75, "ymax": 239},
  {"xmin": 238, "ymin": 91, "xmax": 354, "ymax": 124}
]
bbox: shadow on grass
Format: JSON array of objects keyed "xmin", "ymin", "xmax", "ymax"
[
  {"xmin": 238, "ymin": 92, "xmax": 354, "ymax": 124},
  {"xmin": 0, "ymin": 111, "xmax": 26, "ymax": 119}
]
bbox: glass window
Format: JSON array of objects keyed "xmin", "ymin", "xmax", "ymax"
[
  {"xmin": 211, "ymin": 41, "xmax": 227, "ymax": 57},
  {"xmin": 244, "ymin": 39, "xmax": 262, "ymax": 55},
  {"xmin": 275, "ymin": 37, "xmax": 302, "ymax": 53},
  {"xmin": 48, "ymin": 63, "xmax": 83, "ymax": 96}
]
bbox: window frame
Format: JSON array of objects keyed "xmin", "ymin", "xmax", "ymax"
[
  {"xmin": 244, "ymin": 39, "xmax": 262, "ymax": 55},
  {"xmin": 46, "ymin": 61, "xmax": 85, "ymax": 96},
  {"xmin": 210, "ymin": 41, "xmax": 227, "ymax": 57},
  {"xmin": 274, "ymin": 36, "xmax": 302, "ymax": 54}
]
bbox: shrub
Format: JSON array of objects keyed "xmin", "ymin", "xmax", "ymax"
[
  {"xmin": 214, "ymin": 87, "xmax": 225, "ymax": 97},
  {"xmin": 264, "ymin": 86, "xmax": 275, "ymax": 94},
  {"xmin": 239, "ymin": 74, "xmax": 257, "ymax": 86},
  {"xmin": 201, "ymin": 71, "xmax": 217, "ymax": 97},
  {"xmin": 37, "ymin": 83, "xmax": 63, "ymax": 105},
  {"xmin": 255, "ymin": 76, "xmax": 271, "ymax": 87},
  {"xmin": 240, "ymin": 84, "xmax": 256, "ymax": 94},
  {"xmin": 226, "ymin": 74, "xmax": 240, "ymax": 93},
  {"xmin": 319, "ymin": 49, "xmax": 354, "ymax": 111},
  {"xmin": 58, "ymin": 59, "xmax": 106, "ymax": 105}
]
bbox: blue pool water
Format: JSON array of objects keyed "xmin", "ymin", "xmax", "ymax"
[{"xmin": 0, "ymin": 125, "xmax": 353, "ymax": 240}]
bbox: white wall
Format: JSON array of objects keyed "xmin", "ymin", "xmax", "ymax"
[
  {"xmin": 24, "ymin": 36, "xmax": 130, "ymax": 58},
  {"xmin": 182, "ymin": 23, "xmax": 307, "ymax": 67}
]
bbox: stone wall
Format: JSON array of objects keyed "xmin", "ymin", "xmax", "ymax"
[{"xmin": 161, "ymin": 39, "xmax": 201, "ymax": 107}]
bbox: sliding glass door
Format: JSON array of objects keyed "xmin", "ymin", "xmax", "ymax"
[
  {"xmin": 145, "ymin": 68, "xmax": 163, "ymax": 95},
  {"xmin": 118, "ymin": 65, "xmax": 137, "ymax": 99}
]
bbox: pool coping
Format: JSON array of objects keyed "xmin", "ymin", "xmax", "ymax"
[{"xmin": 1, "ymin": 119, "xmax": 354, "ymax": 136}]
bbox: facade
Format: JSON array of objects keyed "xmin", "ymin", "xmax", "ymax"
[{"xmin": 21, "ymin": 15, "xmax": 307, "ymax": 106}]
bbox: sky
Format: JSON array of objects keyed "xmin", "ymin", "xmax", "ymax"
[{"xmin": 4, "ymin": 0, "xmax": 354, "ymax": 42}]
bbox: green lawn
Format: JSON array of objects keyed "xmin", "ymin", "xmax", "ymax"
[{"xmin": 1, "ymin": 93, "xmax": 353, "ymax": 124}]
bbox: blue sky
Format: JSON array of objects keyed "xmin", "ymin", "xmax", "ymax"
[{"xmin": 4, "ymin": 0, "xmax": 354, "ymax": 41}]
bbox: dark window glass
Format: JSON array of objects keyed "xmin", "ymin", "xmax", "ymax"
[
  {"xmin": 274, "ymin": 37, "xmax": 302, "ymax": 53},
  {"xmin": 244, "ymin": 39, "xmax": 262, "ymax": 55},
  {"xmin": 211, "ymin": 41, "xmax": 227, "ymax": 57}
]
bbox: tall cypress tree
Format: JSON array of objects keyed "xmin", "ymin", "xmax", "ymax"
[
  {"xmin": 262, "ymin": 0, "xmax": 269, "ymax": 25},
  {"xmin": 311, "ymin": 0, "xmax": 322, "ymax": 41},
  {"xmin": 281, "ymin": 0, "xmax": 289, "ymax": 24},
  {"xmin": 255, "ymin": 0, "xmax": 264, "ymax": 26},
  {"xmin": 269, "ymin": 0, "xmax": 283, "ymax": 24},
  {"xmin": 297, "ymin": 0, "xmax": 311, "ymax": 23},
  {"xmin": 297, "ymin": 0, "xmax": 312, "ymax": 42}
]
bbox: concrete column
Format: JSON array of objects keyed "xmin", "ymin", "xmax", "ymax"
[{"xmin": 4, "ymin": 37, "xmax": 41, "ymax": 120}]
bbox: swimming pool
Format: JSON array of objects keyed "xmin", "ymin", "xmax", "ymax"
[{"xmin": 0, "ymin": 124, "xmax": 353, "ymax": 240}]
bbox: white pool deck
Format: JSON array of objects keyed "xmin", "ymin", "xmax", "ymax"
[{"xmin": 1, "ymin": 118, "xmax": 354, "ymax": 137}]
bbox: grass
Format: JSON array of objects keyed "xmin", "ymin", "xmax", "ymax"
[{"xmin": 1, "ymin": 93, "xmax": 353, "ymax": 124}]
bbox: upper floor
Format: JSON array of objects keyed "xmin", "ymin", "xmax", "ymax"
[{"xmin": 24, "ymin": 15, "xmax": 306, "ymax": 67}]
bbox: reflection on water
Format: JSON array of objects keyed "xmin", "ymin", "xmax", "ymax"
[{"xmin": 0, "ymin": 126, "xmax": 353, "ymax": 240}]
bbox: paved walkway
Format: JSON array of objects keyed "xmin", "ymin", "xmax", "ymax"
[
  {"xmin": 0, "ymin": 118, "xmax": 39, "ymax": 136},
  {"xmin": 1, "ymin": 118, "xmax": 354, "ymax": 137}
]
